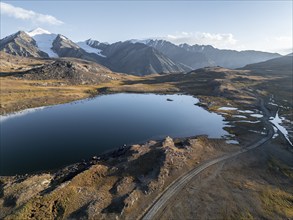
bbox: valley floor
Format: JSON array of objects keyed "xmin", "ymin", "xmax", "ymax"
[{"xmin": 0, "ymin": 65, "xmax": 292, "ymax": 219}]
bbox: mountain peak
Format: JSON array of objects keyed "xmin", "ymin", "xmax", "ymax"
[
  {"xmin": 85, "ymin": 38, "xmax": 99, "ymax": 46},
  {"xmin": 26, "ymin": 28, "xmax": 51, "ymax": 37},
  {"xmin": 128, "ymin": 39, "xmax": 152, "ymax": 45}
]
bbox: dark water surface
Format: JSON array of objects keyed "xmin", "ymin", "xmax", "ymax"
[{"xmin": 0, "ymin": 93, "xmax": 228, "ymax": 175}]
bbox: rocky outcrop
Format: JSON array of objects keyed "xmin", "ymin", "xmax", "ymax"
[{"xmin": 19, "ymin": 58, "xmax": 114, "ymax": 84}]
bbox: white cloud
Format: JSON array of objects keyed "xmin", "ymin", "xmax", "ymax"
[
  {"xmin": 0, "ymin": 2, "xmax": 63, "ymax": 25},
  {"xmin": 262, "ymin": 36, "xmax": 292, "ymax": 54},
  {"xmin": 240, "ymin": 36, "xmax": 292, "ymax": 55},
  {"xmin": 163, "ymin": 32, "xmax": 238, "ymax": 49},
  {"xmin": 161, "ymin": 32, "xmax": 292, "ymax": 54}
]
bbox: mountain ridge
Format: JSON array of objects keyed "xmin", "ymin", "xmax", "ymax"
[
  {"xmin": 0, "ymin": 28, "xmax": 282, "ymax": 75},
  {"xmin": 141, "ymin": 39, "xmax": 281, "ymax": 69},
  {"xmin": 0, "ymin": 31, "xmax": 49, "ymax": 58}
]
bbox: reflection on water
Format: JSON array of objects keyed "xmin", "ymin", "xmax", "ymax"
[{"xmin": 0, "ymin": 93, "xmax": 228, "ymax": 175}]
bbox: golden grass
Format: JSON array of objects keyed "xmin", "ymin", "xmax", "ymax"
[
  {"xmin": 268, "ymin": 158, "xmax": 293, "ymax": 180},
  {"xmin": 0, "ymin": 77, "xmax": 131, "ymax": 114},
  {"xmin": 0, "ymin": 65, "xmax": 266, "ymax": 115},
  {"xmin": 0, "ymin": 75, "xmax": 180, "ymax": 115},
  {"xmin": 107, "ymin": 82, "xmax": 178, "ymax": 93},
  {"xmin": 0, "ymin": 77, "xmax": 97, "ymax": 114},
  {"xmin": 260, "ymin": 186, "xmax": 293, "ymax": 218},
  {"xmin": 234, "ymin": 178, "xmax": 293, "ymax": 219}
]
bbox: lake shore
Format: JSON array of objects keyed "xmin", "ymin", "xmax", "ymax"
[
  {"xmin": 1, "ymin": 67, "xmax": 292, "ymax": 219},
  {"xmin": 1, "ymin": 93, "xmax": 230, "ymax": 176}
]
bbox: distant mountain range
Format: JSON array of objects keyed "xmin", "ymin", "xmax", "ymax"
[
  {"xmin": 0, "ymin": 28, "xmax": 282, "ymax": 76},
  {"xmin": 241, "ymin": 53, "xmax": 293, "ymax": 75}
]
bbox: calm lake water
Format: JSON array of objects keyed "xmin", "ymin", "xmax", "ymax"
[{"xmin": 0, "ymin": 93, "xmax": 229, "ymax": 175}]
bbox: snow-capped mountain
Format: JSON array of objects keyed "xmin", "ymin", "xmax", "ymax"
[
  {"xmin": 128, "ymin": 39, "xmax": 152, "ymax": 45},
  {"xmin": 51, "ymin": 37, "xmax": 190, "ymax": 75},
  {"xmin": 76, "ymin": 40, "xmax": 106, "ymax": 57},
  {"xmin": 0, "ymin": 28, "xmax": 282, "ymax": 75},
  {"xmin": 83, "ymin": 39, "xmax": 110, "ymax": 52},
  {"xmin": 49, "ymin": 34, "xmax": 106, "ymax": 67},
  {"xmin": 0, "ymin": 28, "xmax": 187, "ymax": 75},
  {"xmin": 18, "ymin": 28, "xmax": 107, "ymax": 59},
  {"xmin": 26, "ymin": 27, "xmax": 51, "ymax": 36},
  {"xmin": 26, "ymin": 28, "xmax": 59, "ymax": 58}
]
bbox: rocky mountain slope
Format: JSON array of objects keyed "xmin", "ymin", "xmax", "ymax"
[
  {"xmin": 51, "ymin": 35, "xmax": 106, "ymax": 65},
  {"xmin": 0, "ymin": 31, "xmax": 49, "ymax": 58},
  {"xmin": 142, "ymin": 40, "xmax": 281, "ymax": 69},
  {"xmin": 1, "ymin": 28, "xmax": 281, "ymax": 76},
  {"xmin": 0, "ymin": 29, "xmax": 188, "ymax": 76},
  {"xmin": 181, "ymin": 43, "xmax": 281, "ymax": 68},
  {"xmin": 102, "ymin": 41, "xmax": 189, "ymax": 75},
  {"xmin": 52, "ymin": 38, "xmax": 191, "ymax": 75},
  {"xmin": 241, "ymin": 54, "xmax": 293, "ymax": 74},
  {"xmin": 144, "ymin": 39, "xmax": 215, "ymax": 69}
]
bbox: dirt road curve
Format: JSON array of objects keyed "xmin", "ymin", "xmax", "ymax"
[{"xmin": 141, "ymin": 98, "xmax": 274, "ymax": 220}]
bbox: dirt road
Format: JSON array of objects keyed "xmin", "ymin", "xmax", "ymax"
[{"xmin": 141, "ymin": 98, "xmax": 274, "ymax": 220}]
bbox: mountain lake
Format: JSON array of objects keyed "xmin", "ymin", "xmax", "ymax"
[{"xmin": 0, "ymin": 93, "xmax": 229, "ymax": 175}]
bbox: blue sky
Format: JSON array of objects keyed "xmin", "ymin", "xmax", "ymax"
[{"xmin": 1, "ymin": 1, "xmax": 292, "ymax": 54}]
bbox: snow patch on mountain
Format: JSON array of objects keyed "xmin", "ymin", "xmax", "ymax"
[
  {"xmin": 60, "ymin": 35, "xmax": 68, "ymax": 41},
  {"xmin": 128, "ymin": 39, "xmax": 152, "ymax": 45},
  {"xmin": 86, "ymin": 39, "xmax": 97, "ymax": 46},
  {"xmin": 26, "ymin": 28, "xmax": 51, "ymax": 37},
  {"xmin": 77, "ymin": 41, "xmax": 106, "ymax": 57},
  {"xmin": 33, "ymin": 34, "xmax": 59, "ymax": 57},
  {"xmin": 26, "ymin": 28, "xmax": 58, "ymax": 58}
]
